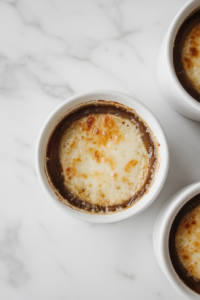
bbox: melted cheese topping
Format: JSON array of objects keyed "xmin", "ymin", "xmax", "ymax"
[
  {"xmin": 175, "ymin": 204, "xmax": 200, "ymax": 281},
  {"xmin": 182, "ymin": 23, "xmax": 200, "ymax": 94},
  {"xmin": 59, "ymin": 114, "xmax": 150, "ymax": 206}
]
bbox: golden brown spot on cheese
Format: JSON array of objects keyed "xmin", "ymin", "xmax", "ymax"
[
  {"xmin": 189, "ymin": 47, "xmax": 198, "ymax": 56},
  {"xmin": 67, "ymin": 138, "xmax": 78, "ymax": 155},
  {"xmin": 65, "ymin": 157, "xmax": 83, "ymax": 180},
  {"xmin": 81, "ymin": 115, "xmax": 123, "ymax": 147},
  {"xmin": 87, "ymin": 116, "xmax": 95, "ymax": 129},
  {"xmin": 104, "ymin": 115, "xmax": 113, "ymax": 127},
  {"xmin": 90, "ymin": 148, "xmax": 116, "ymax": 169},
  {"xmin": 188, "ymin": 264, "xmax": 194, "ymax": 274},
  {"xmin": 92, "ymin": 171, "xmax": 104, "ymax": 177},
  {"xmin": 80, "ymin": 174, "xmax": 88, "ymax": 179},
  {"xmin": 105, "ymin": 156, "xmax": 115, "ymax": 170},
  {"xmin": 77, "ymin": 187, "xmax": 85, "ymax": 195},
  {"xmin": 182, "ymin": 57, "xmax": 193, "ymax": 69},
  {"xmin": 99, "ymin": 190, "xmax": 105, "ymax": 199},
  {"xmin": 184, "ymin": 222, "xmax": 190, "ymax": 229},
  {"xmin": 124, "ymin": 159, "xmax": 138, "ymax": 173},
  {"xmin": 122, "ymin": 176, "xmax": 131, "ymax": 185},
  {"xmin": 73, "ymin": 157, "xmax": 82, "ymax": 165},
  {"xmin": 93, "ymin": 127, "xmax": 99, "ymax": 134},
  {"xmin": 112, "ymin": 173, "xmax": 117, "ymax": 180},
  {"xmin": 183, "ymin": 255, "xmax": 189, "ymax": 260},
  {"xmin": 73, "ymin": 157, "xmax": 81, "ymax": 163},
  {"xmin": 93, "ymin": 150, "xmax": 101, "ymax": 163},
  {"xmin": 193, "ymin": 241, "xmax": 199, "ymax": 247}
]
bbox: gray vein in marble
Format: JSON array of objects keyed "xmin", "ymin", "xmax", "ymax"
[
  {"xmin": 42, "ymin": 83, "xmax": 73, "ymax": 99},
  {"xmin": 0, "ymin": 222, "xmax": 29, "ymax": 287},
  {"xmin": 123, "ymin": 40, "xmax": 144, "ymax": 64},
  {"xmin": 39, "ymin": 223, "xmax": 53, "ymax": 242},
  {"xmin": 65, "ymin": 52, "xmax": 135, "ymax": 95},
  {"xmin": 0, "ymin": 54, "xmax": 74, "ymax": 99},
  {"xmin": 11, "ymin": 0, "xmax": 68, "ymax": 46},
  {"xmin": 0, "ymin": 59, "xmax": 27, "ymax": 95},
  {"xmin": 116, "ymin": 268, "xmax": 134, "ymax": 281},
  {"xmin": 15, "ymin": 158, "xmax": 36, "ymax": 176},
  {"xmin": 16, "ymin": 173, "xmax": 35, "ymax": 189},
  {"xmin": 98, "ymin": 0, "xmax": 141, "ymax": 41},
  {"xmin": 98, "ymin": 0, "xmax": 123, "ymax": 33},
  {"xmin": 2, "ymin": 0, "xmax": 17, "ymax": 4},
  {"xmin": 92, "ymin": 1, "xmax": 145, "ymax": 67},
  {"xmin": 24, "ymin": 56, "xmax": 75, "ymax": 98},
  {"xmin": 14, "ymin": 138, "xmax": 30, "ymax": 148},
  {"xmin": 0, "ymin": 155, "xmax": 36, "ymax": 178},
  {"xmin": 27, "ymin": 56, "xmax": 75, "ymax": 98},
  {"xmin": 57, "ymin": 261, "xmax": 71, "ymax": 278},
  {"xmin": 114, "ymin": 29, "xmax": 142, "ymax": 41}
]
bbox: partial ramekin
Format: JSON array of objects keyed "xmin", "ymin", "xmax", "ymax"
[
  {"xmin": 36, "ymin": 90, "xmax": 169, "ymax": 223},
  {"xmin": 153, "ymin": 182, "xmax": 200, "ymax": 299},
  {"xmin": 157, "ymin": 0, "xmax": 200, "ymax": 121}
]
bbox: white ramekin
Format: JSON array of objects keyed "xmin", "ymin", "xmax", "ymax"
[
  {"xmin": 35, "ymin": 90, "xmax": 169, "ymax": 223},
  {"xmin": 157, "ymin": 0, "xmax": 200, "ymax": 121},
  {"xmin": 153, "ymin": 182, "xmax": 200, "ymax": 299}
]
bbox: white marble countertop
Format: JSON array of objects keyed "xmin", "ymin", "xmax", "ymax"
[{"xmin": 1, "ymin": 0, "xmax": 200, "ymax": 299}]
